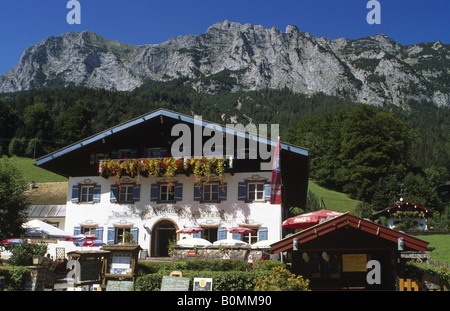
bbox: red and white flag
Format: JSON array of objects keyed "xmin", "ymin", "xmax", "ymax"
[{"xmin": 270, "ymin": 137, "xmax": 282, "ymax": 204}]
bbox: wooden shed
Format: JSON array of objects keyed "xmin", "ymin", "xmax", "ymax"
[{"xmin": 271, "ymin": 213, "xmax": 430, "ymax": 290}]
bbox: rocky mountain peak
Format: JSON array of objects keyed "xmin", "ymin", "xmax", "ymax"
[{"xmin": 0, "ymin": 21, "xmax": 448, "ymax": 106}]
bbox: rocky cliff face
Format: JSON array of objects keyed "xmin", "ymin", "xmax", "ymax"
[{"xmin": 1, "ymin": 20, "xmax": 448, "ymax": 106}]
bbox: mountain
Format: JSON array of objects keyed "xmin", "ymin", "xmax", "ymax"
[{"xmin": 1, "ymin": 20, "xmax": 448, "ymax": 106}]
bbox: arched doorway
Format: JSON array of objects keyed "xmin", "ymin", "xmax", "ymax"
[{"xmin": 151, "ymin": 220, "xmax": 177, "ymax": 257}]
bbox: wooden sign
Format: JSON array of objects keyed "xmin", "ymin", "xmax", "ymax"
[
  {"xmin": 342, "ymin": 254, "xmax": 367, "ymax": 272},
  {"xmin": 106, "ymin": 280, "xmax": 134, "ymax": 291},
  {"xmin": 193, "ymin": 278, "xmax": 213, "ymax": 291},
  {"xmin": 161, "ymin": 276, "xmax": 190, "ymax": 291}
]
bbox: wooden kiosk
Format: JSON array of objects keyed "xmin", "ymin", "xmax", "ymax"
[
  {"xmin": 67, "ymin": 250, "xmax": 111, "ymax": 290},
  {"xmin": 101, "ymin": 244, "xmax": 142, "ymax": 291}
]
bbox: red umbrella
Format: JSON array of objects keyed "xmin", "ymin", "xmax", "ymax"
[
  {"xmin": 228, "ymin": 227, "xmax": 256, "ymax": 234},
  {"xmin": 65, "ymin": 234, "xmax": 97, "ymax": 241},
  {"xmin": 176, "ymin": 227, "xmax": 203, "ymax": 234},
  {"xmin": 282, "ymin": 209, "xmax": 342, "ymax": 229}
]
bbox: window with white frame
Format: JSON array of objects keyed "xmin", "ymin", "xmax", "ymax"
[
  {"xmin": 203, "ymin": 183, "xmax": 219, "ymax": 201},
  {"xmin": 119, "ymin": 185, "xmax": 134, "ymax": 203},
  {"xmin": 159, "ymin": 184, "xmax": 175, "ymax": 202},
  {"xmin": 247, "ymin": 182, "xmax": 265, "ymax": 201},
  {"xmin": 81, "ymin": 226, "xmax": 96, "ymax": 236},
  {"xmin": 80, "ymin": 185, "xmax": 94, "ymax": 203},
  {"xmin": 116, "ymin": 227, "xmax": 131, "ymax": 244}
]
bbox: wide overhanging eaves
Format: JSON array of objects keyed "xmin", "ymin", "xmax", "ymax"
[{"xmin": 36, "ymin": 108, "xmax": 308, "ymax": 167}]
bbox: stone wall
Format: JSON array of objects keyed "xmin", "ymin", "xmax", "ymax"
[{"xmin": 172, "ymin": 246, "xmax": 269, "ymax": 262}]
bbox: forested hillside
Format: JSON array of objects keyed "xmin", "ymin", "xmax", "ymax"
[{"xmin": 0, "ymin": 80, "xmax": 448, "ymax": 224}]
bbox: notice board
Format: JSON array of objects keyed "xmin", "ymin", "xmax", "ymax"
[
  {"xmin": 106, "ymin": 280, "xmax": 134, "ymax": 291},
  {"xmin": 342, "ymin": 254, "xmax": 367, "ymax": 272},
  {"xmin": 193, "ymin": 278, "xmax": 213, "ymax": 291},
  {"xmin": 160, "ymin": 276, "xmax": 190, "ymax": 291}
]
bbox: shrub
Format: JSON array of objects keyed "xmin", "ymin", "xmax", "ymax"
[
  {"xmin": 6, "ymin": 241, "xmax": 47, "ymax": 266},
  {"xmin": 1, "ymin": 266, "xmax": 31, "ymax": 291},
  {"xmin": 253, "ymin": 266, "xmax": 310, "ymax": 291}
]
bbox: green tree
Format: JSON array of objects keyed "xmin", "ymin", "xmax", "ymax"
[{"xmin": 0, "ymin": 156, "xmax": 29, "ymax": 241}]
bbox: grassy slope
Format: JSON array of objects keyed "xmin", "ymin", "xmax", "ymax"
[
  {"xmin": 414, "ymin": 234, "xmax": 450, "ymax": 264},
  {"xmin": 12, "ymin": 157, "xmax": 67, "ymax": 183},
  {"xmin": 308, "ymin": 180, "xmax": 360, "ymax": 214}
]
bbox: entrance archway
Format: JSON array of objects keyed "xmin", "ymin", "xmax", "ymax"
[{"xmin": 151, "ymin": 220, "xmax": 177, "ymax": 257}]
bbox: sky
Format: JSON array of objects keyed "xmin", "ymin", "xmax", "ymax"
[{"xmin": 0, "ymin": 0, "xmax": 449, "ymax": 75}]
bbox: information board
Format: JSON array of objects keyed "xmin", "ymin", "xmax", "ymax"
[
  {"xmin": 79, "ymin": 259, "xmax": 102, "ymax": 282},
  {"xmin": 193, "ymin": 278, "xmax": 213, "ymax": 291},
  {"xmin": 160, "ymin": 276, "xmax": 190, "ymax": 291},
  {"xmin": 342, "ymin": 254, "xmax": 367, "ymax": 272},
  {"xmin": 109, "ymin": 253, "xmax": 132, "ymax": 275},
  {"xmin": 106, "ymin": 280, "xmax": 134, "ymax": 291}
]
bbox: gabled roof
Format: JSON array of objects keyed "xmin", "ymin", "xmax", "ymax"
[
  {"xmin": 36, "ymin": 108, "xmax": 308, "ymax": 168},
  {"xmin": 374, "ymin": 201, "xmax": 433, "ymax": 216},
  {"xmin": 271, "ymin": 213, "xmax": 429, "ymax": 253}
]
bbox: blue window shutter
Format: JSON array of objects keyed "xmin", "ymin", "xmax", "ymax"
[
  {"xmin": 93, "ymin": 185, "xmax": 101, "ymax": 203},
  {"xmin": 111, "ymin": 150, "xmax": 119, "ymax": 159},
  {"xmin": 110, "ymin": 184, "xmax": 118, "ymax": 203},
  {"xmin": 107, "ymin": 227, "xmax": 115, "ymax": 244},
  {"xmin": 133, "ymin": 184, "xmax": 141, "ymax": 202},
  {"xmin": 218, "ymin": 183, "xmax": 227, "ymax": 201},
  {"xmin": 95, "ymin": 226, "xmax": 103, "ymax": 241},
  {"xmin": 192, "ymin": 230, "xmax": 202, "ymax": 238},
  {"xmin": 73, "ymin": 226, "xmax": 81, "ymax": 235},
  {"xmin": 218, "ymin": 227, "xmax": 227, "ymax": 240},
  {"xmin": 193, "ymin": 183, "xmax": 202, "ymax": 201},
  {"xmin": 71, "ymin": 185, "xmax": 80, "ymax": 203},
  {"xmin": 258, "ymin": 227, "xmax": 268, "ymax": 241},
  {"xmin": 232, "ymin": 233, "xmax": 242, "ymax": 240},
  {"xmin": 174, "ymin": 183, "xmax": 183, "ymax": 201},
  {"xmin": 264, "ymin": 180, "xmax": 271, "ymax": 201},
  {"xmin": 238, "ymin": 182, "xmax": 247, "ymax": 200},
  {"xmin": 150, "ymin": 183, "xmax": 159, "ymax": 201},
  {"xmin": 131, "ymin": 227, "xmax": 139, "ymax": 244}
]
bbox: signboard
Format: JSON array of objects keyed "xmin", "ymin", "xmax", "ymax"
[
  {"xmin": 78, "ymin": 259, "xmax": 102, "ymax": 282},
  {"xmin": 106, "ymin": 280, "xmax": 134, "ymax": 291},
  {"xmin": 193, "ymin": 278, "xmax": 213, "ymax": 291},
  {"xmin": 342, "ymin": 254, "xmax": 367, "ymax": 272},
  {"xmin": 161, "ymin": 276, "xmax": 190, "ymax": 291},
  {"xmin": 109, "ymin": 253, "xmax": 132, "ymax": 275}
]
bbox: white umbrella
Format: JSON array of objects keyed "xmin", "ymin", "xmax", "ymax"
[
  {"xmin": 23, "ymin": 219, "xmax": 71, "ymax": 239},
  {"xmin": 213, "ymin": 239, "xmax": 249, "ymax": 247},
  {"xmin": 251, "ymin": 239, "xmax": 279, "ymax": 249},
  {"xmin": 177, "ymin": 237, "xmax": 212, "ymax": 248}
]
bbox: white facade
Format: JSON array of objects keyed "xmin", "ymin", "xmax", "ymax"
[{"xmin": 65, "ymin": 171, "xmax": 281, "ymax": 256}]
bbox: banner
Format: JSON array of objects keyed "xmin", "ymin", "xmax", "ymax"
[{"xmin": 270, "ymin": 138, "xmax": 282, "ymax": 204}]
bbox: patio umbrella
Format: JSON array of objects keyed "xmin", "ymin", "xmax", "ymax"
[
  {"xmin": 282, "ymin": 209, "xmax": 342, "ymax": 229},
  {"xmin": 213, "ymin": 239, "xmax": 249, "ymax": 247},
  {"xmin": 177, "ymin": 237, "xmax": 212, "ymax": 248},
  {"xmin": 251, "ymin": 239, "xmax": 279, "ymax": 249},
  {"xmin": 227, "ymin": 227, "xmax": 256, "ymax": 234},
  {"xmin": 0, "ymin": 238, "xmax": 23, "ymax": 245},
  {"xmin": 23, "ymin": 219, "xmax": 71, "ymax": 239},
  {"xmin": 81, "ymin": 240, "xmax": 105, "ymax": 247},
  {"xmin": 65, "ymin": 234, "xmax": 97, "ymax": 241},
  {"xmin": 176, "ymin": 227, "xmax": 203, "ymax": 234}
]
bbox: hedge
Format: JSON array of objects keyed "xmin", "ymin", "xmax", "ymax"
[
  {"xmin": 134, "ymin": 270, "xmax": 270, "ymax": 291},
  {"xmin": 0, "ymin": 266, "xmax": 31, "ymax": 291},
  {"xmin": 134, "ymin": 259, "xmax": 285, "ymax": 291}
]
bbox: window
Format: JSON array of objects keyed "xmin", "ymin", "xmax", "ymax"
[
  {"xmin": 203, "ymin": 183, "xmax": 219, "ymax": 201},
  {"xmin": 119, "ymin": 185, "xmax": 134, "ymax": 203},
  {"xmin": 202, "ymin": 228, "xmax": 218, "ymax": 242},
  {"xmin": 81, "ymin": 226, "xmax": 96, "ymax": 236},
  {"xmin": 151, "ymin": 183, "xmax": 183, "ymax": 203},
  {"xmin": 72, "ymin": 183, "xmax": 101, "ymax": 203},
  {"xmin": 116, "ymin": 227, "xmax": 131, "ymax": 244},
  {"xmin": 159, "ymin": 184, "xmax": 175, "ymax": 202},
  {"xmin": 248, "ymin": 182, "xmax": 265, "ymax": 201},
  {"xmin": 80, "ymin": 185, "xmax": 94, "ymax": 202},
  {"xmin": 242, "ymin": 230, "xmax": 258, "ymax": 244}
]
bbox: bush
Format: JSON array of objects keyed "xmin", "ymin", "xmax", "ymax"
[
  {"xmin": 1, "ymin": 266, "xmax": 31, "ymax": 291},
  {"xmin": 6, "ymin": 241, "xmax": 47, "ymax": 266},
  {"xmin": 134, "ymin": 270, "xmax": 269, "ymax": 291},
  {"xmin": 253, "ymin": 266, "xmax": 310, "ymax": 291}
]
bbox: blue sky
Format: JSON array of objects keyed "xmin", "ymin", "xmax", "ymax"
[{"xmin": 0, "ymin": 0, "xmax": 448, "ymax": 74}]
